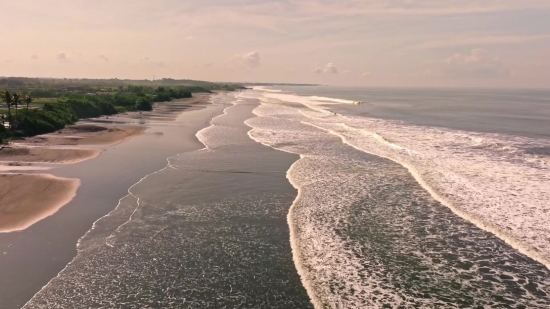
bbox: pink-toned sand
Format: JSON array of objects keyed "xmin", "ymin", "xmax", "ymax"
[
  {"xmin": 0, "ymin": 95, "xmax": 209, "ymax": 233},
  {"xmin": 0, "ymin": 174, "xmax": 80, "ymax": 232}
]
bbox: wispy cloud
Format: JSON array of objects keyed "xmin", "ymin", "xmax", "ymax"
[
  {"xmin": 443, "ymin": 49, "xmax": 510, "ymax": 79},
  {"xmin": 285, "ymin": 0, "xmax": 550, "ymax": 17},
  {"xmin": 229, "ymin": 51, "xmax": 261, "ymax": 69},
  {"xmin": 407, "ymin": 34, "xmax": 550, "ymax": 50},
  {"xmin": 313, "ymin": 63, "xmax": 338, "ymax": 74},
  {"xmin": 56, "ymin": 52, "xmax": 69, "ymax": 63},
  {"xmin": 1, "ymin": 0, "xmax": 549, "ymax": 87},
  {"xmin": 193, "ymin": 61, "xmax": 214, "ymax": 68},
  {"xmin": 140, "ymin": 57, "xmax": 165, "ymax": 67}
]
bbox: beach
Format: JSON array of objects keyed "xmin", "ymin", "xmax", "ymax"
[
  {"xmin": 3, "ymin": 87, "xmax": 549, "ymax": 308},
  {"xmin": 20, "ymin": 92, "xmax": 312, "ymax": 308},
  {"xmin": 0, "ymin": 174, "xmax": 79, "ymax": 233},
  {"xmin": 0, "ymin": 94, "xmax": 219, "ymax": 309}
]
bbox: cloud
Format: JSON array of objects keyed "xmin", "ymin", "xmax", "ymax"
[
  {"xmin": 407, "ymin": 35, "xmax": 550, "ymax": 51},
  {"xmin": 242, "ymin": 51, "xmax": 260, "ymax": 68},
  {"xmin": 443, "ymin": 49, "xmax": 510, "ymax": 79},
  {"xmin": 193, "ymin": 61, "xmax": 214, "ymax": 68},
  {"xmin": 313, "ymin": 64, "xmax": 323, "ymax": 73},
  {"xmin": 140, "ymin": 57, "xmax": 165, "ymax": 67},
  {"xmin": 362, "ymin": 72, "xmax": 371, "ymax": 77},
  {"xmin": 31, "ymin": 55, "xmax": 38, "ymax": 60},
  {"xmin": 98, "ymin": 54, "xmax": 109, "ymax": 62},
  {"xmin": 313, "ymin": 63, "xmax": 338, "ymax": 74},
  {"xmin": 285, "ymin": 0, "xmax": 550, "ymax": 17},
  {"xmin": 186, "ymin": 36, "xmax": 196, "ymax": 41},
  {"xmin": 230, "ymin": 51, "xmax": 261, "ymax": 69},
  {"xmin": 342, "ymin": 70, "xmax": 353, "ymax": 74},
  {"xmin": 56, "ymin": 52, "xmax": 69, "ymax": 63},
  {"xmin": 323, "ymin": 63, "xmax": 338, "ymax": 74}
]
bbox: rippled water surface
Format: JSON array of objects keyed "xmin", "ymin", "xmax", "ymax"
[
  {"xmin": 25, "ymin": 93, "xmax": 312, "ymax": 308},
  {"xmin": 25, "ymin": 88, "xmax": 550, "ymax": 308}
]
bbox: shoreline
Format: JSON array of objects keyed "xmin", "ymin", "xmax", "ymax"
[
  {"xmin": 0, "ymin": 96, "xmax": 210, "ymax": 234},
  {"xmin": 0, "ymin": 94, "xmax": 223, "ymax": 309},
  {"xmin": 22, "ymin": 92, "xmax": 313, "ymax": 308},
  {"xmin": 0, "ymin": 174, "xmax": 80, "ymax": 233},
  {"xmin": 306, "ymin": 121, "xmax": 550, "ymax": 271}
]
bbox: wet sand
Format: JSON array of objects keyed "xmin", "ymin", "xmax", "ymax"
[
  {"xmin": 0, "ymin": 174, "xmax": 80, "ymax": 232},
  {"xmin": 21, "ymin": 125, "xmax": 146, "ymax": 147},
  {"xmin": 22, "ymin": 93, "xmax": 313, "ymax": 308},
  {"xmin": 0, "ymin": 147, "xmax": 100, "ymax": 164},
  {"xmin": 0, "ymin": 94, "xmax": 221, "ymax": 309}
]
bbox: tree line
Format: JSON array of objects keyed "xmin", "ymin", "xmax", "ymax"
[{"xmin": 0, "ymin": 86, "xmax": 194, "ymax": 143}]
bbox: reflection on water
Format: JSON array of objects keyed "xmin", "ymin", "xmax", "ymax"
[
  {"xmin": 246, "ymin": 90, "xmax": 550, "ymax": 308},
  {"xmin": 25, "ymin": 95, "xmax": 312, "ymax": 308}
]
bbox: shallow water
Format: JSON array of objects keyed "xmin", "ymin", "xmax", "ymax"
[
  {"xmin": 244, "ymin": 87, "xmax": 550, "ymax": 308},
  {"xmin": 0, "ymin": 100, "xmax": 222, "ymax": 309},
  {"xmin": 23, "ymin": 88, "xmax": 550, "ymax": 308},
  {"xmin": 24, "ymin": 93, "xmax": 312, "ymax": 308}
]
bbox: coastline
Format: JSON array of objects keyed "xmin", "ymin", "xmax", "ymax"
[
  {"xmin": 23, "ymin": 92, "xmax": 313, "ymax": 308},
  {"xmin": 0, "ymin": 174, "xmax": 80, "ymax": 233},
  {"xmin": 0, "ymin": 94, "xmax": 223, "ymax": 309}
]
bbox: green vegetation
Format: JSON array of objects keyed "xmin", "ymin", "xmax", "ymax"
[
  {"xmin": 0, "ymin": 77, "xmax": 244, "ymax": 143},
  {"xmin": 135, "ymin": 97, "xmax": 152, "ymax": 111}
]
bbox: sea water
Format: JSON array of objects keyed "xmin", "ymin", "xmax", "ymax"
[
  {"xmin": 24, "ymin": 87, "xmax": 550, "ymax": 308},
  {"xmin": 245, "ymin": 86, "xmax": 550, "ymax": 308}
]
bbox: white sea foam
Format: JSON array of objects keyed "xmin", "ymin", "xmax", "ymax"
[
  {"xmin": 251, "ymin": 86, "xmax": 282, "ymax": 93},
  {"xmin": 266, "ymin": 90, "xmax": 550, "ymax": 266},
  {"xmin": 245, "ymin": 88, "xmax": 550, "ymax": 308},
  {"xmin": 263, "ymin": 92, "xmax": 358, "ymax": 106}
]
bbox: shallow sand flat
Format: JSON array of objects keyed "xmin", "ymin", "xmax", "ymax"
[
  {"xmin": 0, "ymin": 174, "xmax": 80, "ymax": 232},
  {"xmin": 10, "ymin": 95, "xmax": 210, "ymax": 154},
  {"xmin": 0, "ymin": 163, "xmax": 52, "ymax": 172},
  {"xmin": 76, "ymin": 125, "xmax": 145, "ymax": 146},
  {"xmin": 125, "ymin": 96, "xmax": 210, "ymax": 121},
  {"xmin": 0, "ymin": 93, "xmax": 223, "ymax": 309},
  {"xmin": 0, "ymin": 147, "xmax": 100, "ymax": 164},
  {"xmin": 20, "ymin": 125, "xmax": 145, "ymax": 147}
]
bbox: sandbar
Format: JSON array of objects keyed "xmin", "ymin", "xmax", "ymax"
[
  {"xmin": 0, "ymin": 147, "xmax": 100, "ymax": 164},
  {"xmin": 0, "ymin": 174, "xmax": 80, "ymax": 233}
]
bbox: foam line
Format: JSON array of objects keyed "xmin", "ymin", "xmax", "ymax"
[
  {"xmin": 243, "ymin": 123, "xmax": 323, "ymax": 309},
  {"xmin": 302, "ymin": 121, "xmax": 550, "ymax": 271},
  {"xmin": 22, "ymin": 94, "xmax": 228, "ymax": 308}
]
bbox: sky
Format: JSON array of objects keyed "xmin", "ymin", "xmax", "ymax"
[{"xmin": 1, "ymin": 0, "xmax": 550, "ymax": 88}]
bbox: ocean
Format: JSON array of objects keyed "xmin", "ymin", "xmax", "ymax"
[{"xmin": 24, "ymin": 87, "xmax": 550, "ymax": 308}]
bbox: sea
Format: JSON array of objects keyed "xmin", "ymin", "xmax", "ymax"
[{"xmin": 24, "ymin": 87, "xmax": 550, "ymax": 308}]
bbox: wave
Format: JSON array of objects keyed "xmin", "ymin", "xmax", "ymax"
[
  {"xmin": 251, "ymin": 86, "xmax": 282, "ymax": 93},
  {"xmin": 288, "ymin": 91, "xmax": 550, "ymax": 267},
  {"xmin": 245, "ymin": 88, "xmax": 550, "ymax": 308},
  {"xmin": 22, "ymin": 93, "xmax": 232, "ymax": 308},
  {"xmin": 262, "ymin": 92, "xmax": 359, "ymax": 106}
]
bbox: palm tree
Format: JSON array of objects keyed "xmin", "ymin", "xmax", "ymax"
[
  {"xmin": 1, "ymin": 91, "xmax": 12, "ymax": 128},
  {"xmin": 12, "ymin": 93, "xmax": 20, "ymax": 118},
  {"xmin": 24, "ymin": 94, "xmax": 33, "ymax": 110}
]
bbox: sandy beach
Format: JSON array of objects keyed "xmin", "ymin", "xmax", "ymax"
[
  {"xmin": 21, "ymin": 125, "xmax": 146, "ymax": 147},
  {"xmin": 0, "ymin": 174, "xmax": 80, "ymax": 232},
  {"xmin": 0, "ymin": 96, "xmax": 209, "ymax": 233},
  {"xmin": 0, "ymin": 96, "xmax": 209, "ymax": 165},
  {"xmin": 0, "ymin": 93, "xmax": 220, "ymax": 309},
  {"xmin": 0, "ymin": 147, "xmax": 100, "ymax": 164}
]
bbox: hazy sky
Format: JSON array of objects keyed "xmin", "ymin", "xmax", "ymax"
[{"xmin": 1, "ymin": 0, "xmax": 550, "ymax": 87}]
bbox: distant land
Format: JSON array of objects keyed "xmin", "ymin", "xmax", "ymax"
[
  {"xmin": 235, "ymin": 82, "xmax": 319, "ymax": 87},
  {"xmin": 0, "ymin": 77, "xmax": 318, "ymax": 88}
]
